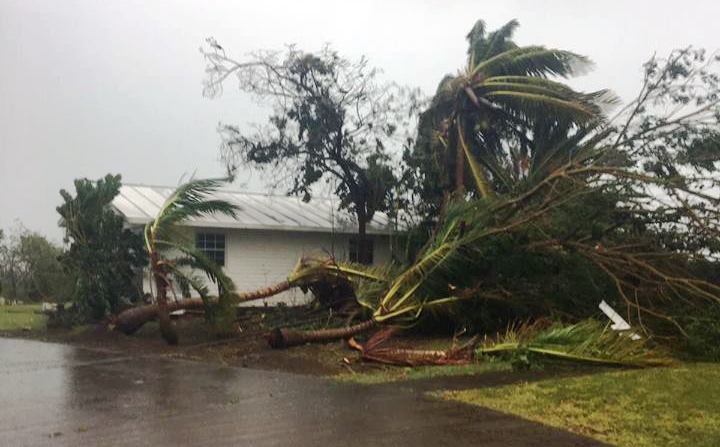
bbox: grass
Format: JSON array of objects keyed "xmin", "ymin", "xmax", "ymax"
[
  {"xmin": 0, "ymin": 304, "xmax": 47, "ymax": 332},
  {"xmin": 439, "ymin": 363, "xmax": 720, "ymax": 447},
  {"xmin": 336, "ymin": 359, "xmax": 512, "ymax": 384}
]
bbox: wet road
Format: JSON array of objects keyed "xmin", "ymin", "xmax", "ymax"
[{"xmin": 0, "ymin": 338, "xmax": 604, "ymax": 446}]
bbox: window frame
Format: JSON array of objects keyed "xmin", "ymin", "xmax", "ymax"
[{"xmin": 195, "ymin": 231, "xmax": 227, "ymax": 267}]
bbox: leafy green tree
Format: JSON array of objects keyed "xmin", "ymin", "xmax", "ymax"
[
  {"xmin": 57, "ymin": 174, "xmax": 147, "ymax": 321},
  {"xmin": 0, "ymin": 225, "xmax": 71, "ymax": 301},
  {"xmin": 0, "ymin": 228, "xmax": 21, "ymax": 298},
  {"xmin": 202, "ymin": 42, "xmax": 421, "ymax": 264},
  {"xmin": 18, "ymin": 232, "xmax": 74, "ymax": 301}
]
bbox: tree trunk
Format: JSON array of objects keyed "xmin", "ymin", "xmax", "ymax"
[
  {"xmin": 153, "ymin": 255, "xmax": 178, "ymax": 345},
  {"xmin": 348, "ymin": 327, "xmax": 478, "ymax": 366},
  {"xmin": 266, "ymin": 319, "xmax": 375, "ymax": 349},
  {"xmin": 113, "ymin": 280, "xmax": 293, "ymax": 335},
  {"xmin": 357, "ymin": 211, "xmax": 371, "ymax": 265},
  {"xmin": 455, "ymin": 133, "xmax": 465, "ymax": 194}
]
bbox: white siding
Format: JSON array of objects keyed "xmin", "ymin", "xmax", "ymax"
[
  {"xmin": 223, "ymin": 228, "xmax": 391, "ymax": 305},
  {"xmin": 142, "ymin": 227, "xmax": 393, "ymax": 306}
]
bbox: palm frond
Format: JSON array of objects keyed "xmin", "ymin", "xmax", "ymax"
[
  {"xmin": 458, "ymin": 122, "xmax": 494, "ymax": 198},
  {"xmin": 467, "ymin": 19, "xmax": 519, "ymax": 66},
  {"xmin": 484, "ymin": 90, "xmax": 601, "ymax": 122},
  {"xmin": 286, "ymin": 256, "xmax": 390, "ymax": 286},
  {"xmin": 478, "ymin": 319, "xmax": 673, "ymax": 367},
  {"xmin": 472, "ymin": 46, "xmax": 592, "ymax": 79},
  {"xmin": 479, "ymin": 19, "xmax": 519, "ymax": 61},
  {"xmin": 158, "ymin": 239, "xmax": 236, "ymax": 297},
  {"xmin": 151, "ymin": 177, "xmax": 239, "ymax": 239}
]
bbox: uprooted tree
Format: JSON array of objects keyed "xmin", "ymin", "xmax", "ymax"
[
  {"xmin": 114, "ymin": 20, "xmax": 720, "ymax": 364},
  {"xmin": 260, "ymin": 26, "xmax": 720, "ymax": 353}
]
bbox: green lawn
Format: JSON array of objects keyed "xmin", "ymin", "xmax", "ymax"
[
  {"xmin": 336, "ymin": 360, "xmax": 512, "ymax": 384},
  {"xmin": 440, "ymin": 363, "xmax": 720, "ymax": 447},
  {"xmin": 0, "ymin": 304, "xmax": 47, "ymax": 332}
]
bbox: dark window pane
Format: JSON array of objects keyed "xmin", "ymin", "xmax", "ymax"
[{"xmin": 195, "ymin": 232, "xmax": 226, "ymax": 266}]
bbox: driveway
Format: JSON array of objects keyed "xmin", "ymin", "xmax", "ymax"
[{"xmin": 0, "ymin": 337, "xmax": 604, "ymax": 446}]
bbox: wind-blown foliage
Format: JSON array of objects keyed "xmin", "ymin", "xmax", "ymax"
[
  {"xmin": 364, "ymin": 42, "xmax": 720, "ymax": 340},
  {"xmin": 144, "ymin": 177, "xmax": 239, "ymax": 344},
  {"xmin": 403, "ymin": 19, "xmax": 615, "ymax": 224},
  {"xmin": 478, "ymin": 319, "xmax": 672, "ymax": 367}
]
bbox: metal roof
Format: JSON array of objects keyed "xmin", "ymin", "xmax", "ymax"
[{"xmin": 113, "ymin": 184, "xmax": 396, "ymax": 235}]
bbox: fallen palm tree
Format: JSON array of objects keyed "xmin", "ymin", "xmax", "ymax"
[
  {"xmin": 346, "ymin": 320, "xmax": 670, "ymax": 368},
  {"xmin": 348, "ymin": 327, "xmax": 478, "ymax": 366},
  {"xmin": 113, "ymin": 256, "xmax": 386, "ymax": 335},
  {"xmin": 268, "ymin": 319, "xmax": 377, "ymax": 349}
]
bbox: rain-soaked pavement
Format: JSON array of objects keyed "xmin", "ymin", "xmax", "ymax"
[{"xmin": 0, "ymin": 337, "xmax": 605, "ymax": 446}]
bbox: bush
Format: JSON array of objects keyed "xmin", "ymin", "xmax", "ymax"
[{"xmin": 57, "ymin": 174, "xmax": 147, "ymax": 321}]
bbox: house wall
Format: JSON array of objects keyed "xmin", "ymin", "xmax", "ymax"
[
  {"xmin": 143, "ymin": 227, "xmax": 393, "ymax": 306},
  {"xmin": 223, "ymin": 228, "xmax": 392, "ymax": 305}
]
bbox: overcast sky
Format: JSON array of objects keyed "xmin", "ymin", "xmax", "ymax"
[{"xmin": 1, "ymin": 0, "xmax": 719, "ymax": 241}]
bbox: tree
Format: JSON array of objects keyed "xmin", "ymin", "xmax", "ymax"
[
  {"xmin": 57, "ymin": 174, "xmax": 147, "ymax": 321},
  {"xmin": 403, "ymin": 19, "xmax": 613, "ymax": 224},
  {"xmin": 367, "ymin": 45, "xmax": 720, "ymax": 337},
  {"xmin": 17, "ymin": 232, "xmax": 73, "ymax": 301},
  {"xmin": 0, "ymin": 227, "xmax": 22, "ymax": 299},
  {"xmin": 141, "ymin": 177, "xmax": 240, "ymax": 344},
  {"xmin": 266, "ymin": 45, "xmax": 720, "ymax": 348},
  {"xmin": 201, "ymin": 42, "xmax": 421, "ymax": 264},
  {"xmin": 0, "ymin": 225, "xmax": 72, "ymax": 301}
]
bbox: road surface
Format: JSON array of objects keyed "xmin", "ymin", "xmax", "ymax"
[{"xmin": 0, "ymin": 337, "xmax": 603, "ymax": 446}]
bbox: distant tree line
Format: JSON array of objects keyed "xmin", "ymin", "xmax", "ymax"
[{"xmin": 0, "ymin": 225, "xmax": 73, "ymax": 302}]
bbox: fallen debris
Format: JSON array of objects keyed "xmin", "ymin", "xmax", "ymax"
[
  {"xmin": 348, "ymin": 328, "xmax": 478, "ymax": 366},
  {"xmin": 267, "ymin": 319, "xmax": 375, "ymax": 349}
]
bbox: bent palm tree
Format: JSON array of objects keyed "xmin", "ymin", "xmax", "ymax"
[
  {"xmin": 418, "ymin": 19, "xmax": 613, "ymax": 198},
  {"xmin": 139, "ymin": 177, "xmax": 239, "ymax": 344}
]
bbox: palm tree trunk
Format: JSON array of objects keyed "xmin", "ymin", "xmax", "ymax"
[
  {"xmin": 266, "ymin": 319, "xmax": 375, "ymax": 349},
  {"xmin": 347, "ymin": 327, "xmax": 478, "ymax": 366},
  {"xmin": 238, "ymin": 280, "xmax": 291, "ymax": 302},
  {"xmin": 455, "ymin": 129, "xmax": 465, "ymax": 194},
  {"xmin": 154, "ymin": 258, "xmax": 178, "ymax": 345},
  {"xmin": 113, "ymin": 280, "xmax": 293, "ymax": 335}
]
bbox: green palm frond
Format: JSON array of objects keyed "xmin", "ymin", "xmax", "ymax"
[
  {"xmin": 161, "ymin": 239, "xmax": 236, "ymax": 296},
  {"xmin": 484, "ymin": 91, "xmax": 601, "ymax": 122},
  {"xmin": 458, "ymin": 122, "xmax": 494, "ymax": 198},
  {"xmin": 151, "ymin": 177, "xmax": 239, "ymax": 239},
  {"xmin": 478, "ymin": 319, "xmax": 673, "ymax": 367},
  {"xmin": 472, "ymin": 46, "xmax": 592, "ymax": 79},
  {"xmin": 286, "ymin": 256, "xmax": 390, "ymax": 286},
  {"xmin": 467, "ymin": 19, "xmax": 519, "ymax": 66},
  {"xmin": 478, "ymin": 19, "xmax": 519, "ymax": 61},
  {"xmin": 168, "ymin": 267, "xmax": 211, "ymax": 302}
]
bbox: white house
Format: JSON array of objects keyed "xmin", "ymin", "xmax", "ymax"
[{"xmin": 112, "ymin": 184, "xmax": 398, "ymax": 305}]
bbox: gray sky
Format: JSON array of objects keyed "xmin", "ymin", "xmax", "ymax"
[{"xmin": 1, "ymin": 0, "xmax": 719, "ymax": 241}]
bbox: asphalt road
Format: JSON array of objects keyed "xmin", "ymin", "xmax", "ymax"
[{"xmin": 0, "ymin": 337, "xmax": 604, "ymax": 446}]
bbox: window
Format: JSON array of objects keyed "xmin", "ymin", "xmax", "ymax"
[
  {"xmin": 349, "ymin": 237, "xmax": 373, "ymax": 264},
  {"xmin": 195, "ymin": 232, "xmax": 226, "ymax": 266}
]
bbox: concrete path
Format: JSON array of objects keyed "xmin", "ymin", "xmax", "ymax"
[{"xmin": 0, "ymin": 338, "xmax": 604, "ymax": 446}]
